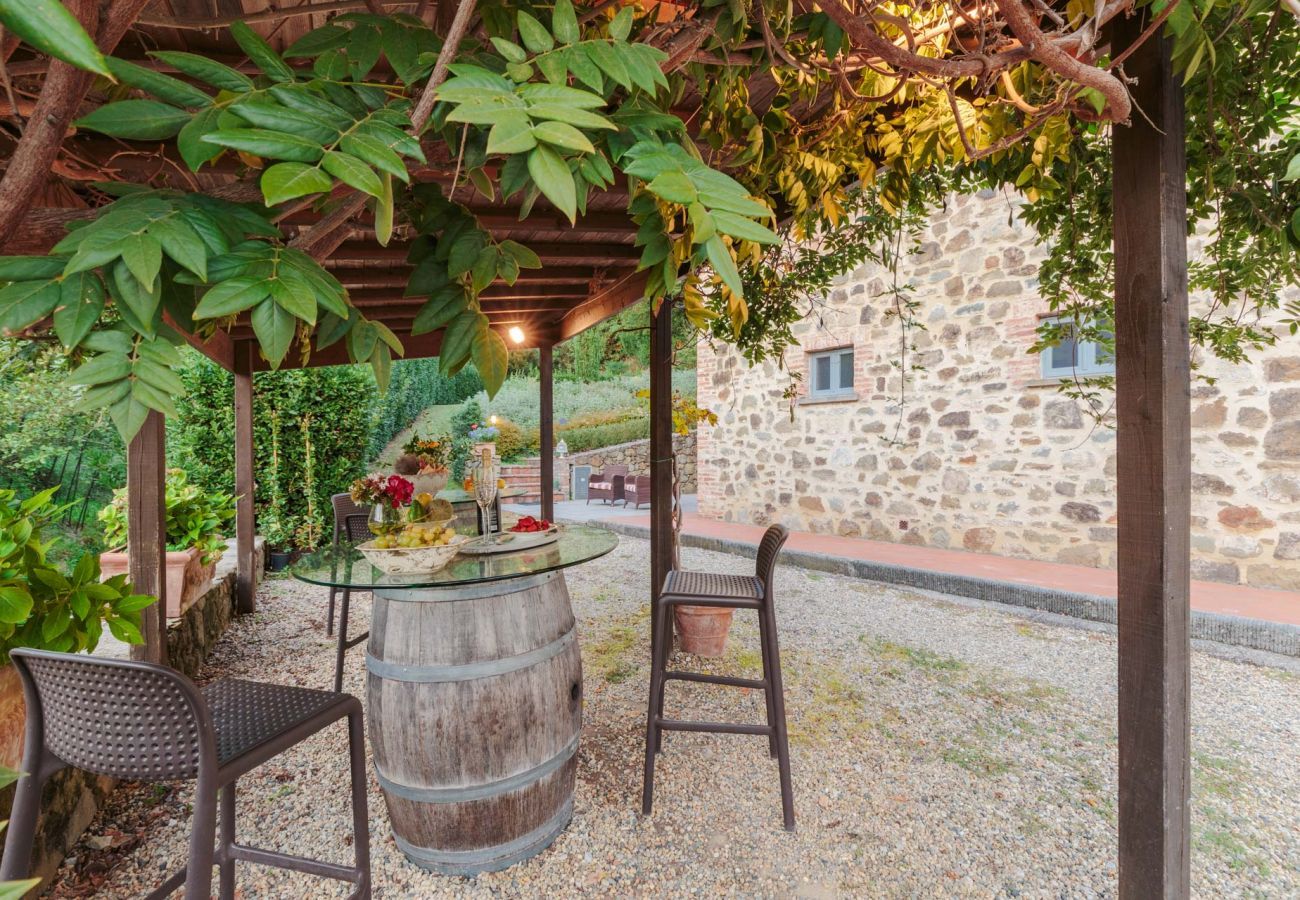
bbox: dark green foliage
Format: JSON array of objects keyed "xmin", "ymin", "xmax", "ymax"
[
  {"xmin": 448, "ymin": 400, "xmax": 483, "ymax": 480},
  {"xmin": 365, "ymin": 359, "xmax": 482, "ymax": 460},
  {"xmin": 170, "ymin": 354, "xmax": 377, "ymax": 547}
]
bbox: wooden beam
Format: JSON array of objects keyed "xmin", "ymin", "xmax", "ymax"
[
  {"xmin": 539, "ymin": 344, "xmax": 555, "ymax": 522},
  {"xmin": 167, "ymin": 314, "xmax": 234, "ymax": 371},
  {"xmin": 330, "ymin": 266, "xmax": 598, "ymax": 289},
  {"xmin": 1112, "ymin": 14, "xmax": 1191, "ymax": 900},
  {"xmin": 233, "ymin": 342, "xmax": 257, "ymax": 615},
  {"xmin": 127, "ymin": 410, "xmax": 168, "ymax": 665},
  {"xmin": 327, "ymin": 241, "xmax": 639, "ymax": 266},
  {"xmin": 559, "ymin": 270, "xmax": 650, "ymax": 340}
]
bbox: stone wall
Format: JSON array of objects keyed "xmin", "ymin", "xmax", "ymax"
[
  {"xmin": 0, "ymin": 539, "xmax": 263, "ymax": 889},
  {"xmin": 697, "ymin": 190, "xmax": 1300, "ymax": 593},
  {"xmin": 565, "ymin": 431, "xmax": 698, "ymax": 494}
]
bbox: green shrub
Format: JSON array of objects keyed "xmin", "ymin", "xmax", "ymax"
[
  {"xmin": 493, "ymin": 419, "xmax": 532, "ymax": 461},
  {"xmin": 0, "ymin": 487, "xmax": 153, "ymax": 660},
  {"xmin": 556, "ymin": 417, "xmax": 650, "ymax": 452},
  {"xmin": 366, "ymin": 359, "xmax": 482, "ymax": 460},
  {"xmin": 99, "ymin": 469, "xmax": 235, "ymax": 565},
  {"xmin": 170, "ymin": 353, "xmax": 377, "ymax": 549},
  {"xmin": 448, "ymin": 400, "xmax": 483, "ymax": 480}
]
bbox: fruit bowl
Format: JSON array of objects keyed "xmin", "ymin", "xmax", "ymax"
[{"xmin": 357, "ymin": 533, "xmax": 470, "ymax": 575}]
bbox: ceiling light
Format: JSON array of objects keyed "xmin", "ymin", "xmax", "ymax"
[{"xmin": 508, "ymin": 326, "xmax": 525, "ymax": 344}]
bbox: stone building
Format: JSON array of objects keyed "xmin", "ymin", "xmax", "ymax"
[{"xmin": 696, "ymin": 191, "xmax": 1300, "ymax": 592}]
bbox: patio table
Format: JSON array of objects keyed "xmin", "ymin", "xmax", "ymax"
[
  {"xmin": 435, "ymin": 485, "xmax": 528, "ymax": 533},
  {"xmin": 289, "ymin": 525, "xmax": 617, "ymax": 875}
]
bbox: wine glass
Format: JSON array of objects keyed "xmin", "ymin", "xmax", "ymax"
[{"xmin": 472, "ymin": 452, "xmax": 499, "ymax": 537}]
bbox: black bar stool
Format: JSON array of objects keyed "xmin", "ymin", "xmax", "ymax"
[
  {"xmin": 0, "ymin": 648, "xmax": 370, "ymax": 899},
  {"xmin": 641, "ymin": 524, "xmax": 795, "ymax": 830},
  {"xmin": 331, "ymin": 512, "xmax": 373, "ymax": 693},
  {"xmin": 328, "ymin": 492, "xmax": 370, "ymax": 637}
]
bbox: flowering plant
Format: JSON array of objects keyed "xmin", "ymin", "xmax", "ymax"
[
  {"xmin": 350, "ymin": 473, "xmax": 414, "ymax": 509},
  {"xmin": 468, "ymin": 423, "xmax": 500, "ymax": 442},
  {"xmin": 400, "ymin": 433, "xmax": 452, "ymax": 473}
]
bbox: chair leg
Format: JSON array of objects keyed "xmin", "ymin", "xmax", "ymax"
[
  {"xmin": 653, "ymin": 603, "xmax": 672, "ymax": 754},
  {"xmin": 327, "ymin": 586, "xmax": 337, "ymax": 637},
  {"xmin": 763, "ymin": 599, "xmax": 796, "ymax": 832},
  {"xmin": 757, "ymin": 610, "xmax": 779, "ymax": 759},
  {"xmin": 333, "ymin": 588, "xmax": 351, "ymax": 694},
  {"xmin": 219, "ymin": 782, "xmax": 236, "ymax": 900},
  {"xmin": 347, "ymin": 708, "xmax": 372, "ymax": 899},
  {"xmin": 641, "ymin": 598, "xmax": 671, "ymax": 815},
  {"xmin": 0, "ymin": 762, "xmax": 52, "ymax": 883},
  {"xmin": 185, "ymin": 779, "xmax": 219, "ymax": 899}
]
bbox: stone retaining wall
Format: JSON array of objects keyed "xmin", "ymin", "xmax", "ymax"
[
  {"xmin": 0, "ymin": 539, "xmax": 263, "ymax": 889},
  {"xmin": 697, "ymin": 189, "xmax": 1300, "ymax": 594},
  {"xmin": 565, "ymin": 431, "xmax": 698, "ymax": 493}
]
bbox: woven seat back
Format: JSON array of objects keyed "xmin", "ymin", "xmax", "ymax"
[
  {"xmin": 11, "ymin": 649, "xmax": 208, "ymax": 781},
  {"xmin": 332, "ymin": 493, "xmax": 370, "ymax": 544},
  {"xmin": 756, "ymin": 525, "xmax": 790, "ymax": 594}
]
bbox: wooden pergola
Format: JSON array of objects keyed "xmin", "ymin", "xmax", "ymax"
[{"xmin": 1, "ymin": 3, "xmax": 1192, "ymax": 896}]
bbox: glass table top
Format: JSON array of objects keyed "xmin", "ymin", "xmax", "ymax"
[
  {"xmin": 289, "ymin": 524, "xmax": 619, "ymax": 591},
  {"xmin": 438, "ymin": 486, "xmax": 528, "ymax": 503}
]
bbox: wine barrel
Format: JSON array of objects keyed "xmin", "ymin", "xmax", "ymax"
[{"xmin": 367, "ymin": 570, "xmax": 583, "ymax": 875}]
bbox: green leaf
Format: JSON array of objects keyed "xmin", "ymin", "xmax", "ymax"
[
  {"xmin": 517, "ymin": 11, "xmax": 555, "ymax": 53},
  {"xmin": 711, "ymin": 210, "xmax": 780, "ymax": 244},
  {"xmin": 177, "ymin": 106, "xmax": 225, "ymax": 170},
  {"xmin": 261, "ymin": 161, "xmax": 333, "ymax": 205},
  {"xmin": 411, "ymin": 291, "xmax": 464, "ymax": 335},
  {"xmin": 230, "ymin": 20, "xmax": 296, "ymax": 82},
  {"xmin": 473, "ymin": 326, "xmax": 509, "ymax": 397},
  {"xmin": 110, "ymin": 261, "xmax": 161, "ymax": 336},
  {"xmin": 519, "ymin": 83, "xmax": 607, "ymax": 109},
  {"xmin": 374, "ymin": 172, "xmax": 394, "ymax": 246},
  {"xmin": 106, "ymin": 616, "xmax": 144, "ymax": 644},
  {"xmin": 491, "ymin": 37, "xmax": 528, "ymax": 63},
  {"xmin": 348, "ymin": 22, "xmax": 382, "ymax": 78},
  {"xmin": 0, "ymin": 256, "xmax": 66, "ymax": 280},
  {"xmin": 149, "ymin": 51, "xmax": 253, "ymax": 92},
  {"xmin": 134, "ymin": 356, "xmax": 185, "ymax": 395},
  {"xmin": 567, "ymin": 46, "xmax": 603, "ymax": 92},
  {"xmin": 470, "ymin": 246, "xmax": 498, "ymax": 293},
  {"xmin": 0, "ymin": 279, "xmax": 59, "ymax": 331},
  {"xmin": 68, "ymin": 351, "xmax": 131, "ymax": 386},
  {"xmin": 202, "ymin": 128, "xmax": 324, "ymax": 163},
  {"xmin": 0, "ymin": 0, "xmax": 111, "ymax": 78},
  {"xmin": 469, "ymin": 167, "xmax": 495, "ymax": 202},
  {"xmin": 437, "ymin": 66, "xmax": 515, "ymax": 102},
  {"xmin": 527, "ymin": 144, "xmax": 577, "ymax": 223},
  {"xmin": 647, "ymin": 169, "xmax": 697, "ymax": 204},
  {"xmin": 487, "ymin": 117, "xmax": 538, "ymax": 154},
  {"xmin": 230, "ymin": 100, "xmax": 338, "ymax": 144},
  {"xmin": 1292, "ymin": 208, "xmax": 1300, "ymax": 243},
  {"xmin": 587, "ymin": 40, "xmax": 632, "ymax": 90},
  {"xmin": 193, "ymin": 275, "xmax": 269, "ymax": 318},
  {"xmin": 270, "ymin": 85, "xmax": 355, "ymax": 128},
  {"xmin": 439, "ymin": 310, "xmax": 480, "ymax": 374},
  {"xmin": 532, "ymin": 120, "xmax": 594, "ymax": 153},
  {"xmin": 283, "ymin": 24, "xmax": 349, "ymax": 58},
  {"xmin": 705, "ymin": 234, "xmax": 743, "ymax": 298},
  {"xmin": 148, "ymin": 215, "xmax": 208, "ymax": 279},
  {"xmin": 0, "ymin": 585, "xmax": 33, "ymax": 625},
  {"xmin": 536, "ymin": 52, "xmax": 568, "ymax": 86},
  {"xmin": 320, "ymin": 151, "xmax": 384, "ymax": 198},
  {"xmin": 1284, "ymin": 153, "xmax": 1300, "ymax": 183},
  {"xmin": 251, "ymin": 296, "xmax": 296, "ymax": 367},
  {"xmin": 54, "ymin": 271, "xmax": 105, "ymax": 347},
  {"xmin": 270, "ymin": 272, "xmax": 317, "ymax": 324},
  {"xmin": 120, "ymin": 233, "xmax": 163, "ymax": 289},
  {"xmin": 447, "ymin": 102, "xmax": 531, "ymax": 126},
  {"xmin": 448, "ymin": 231, "xmax": 486, "ymax": 277},
  {"xmin": 552, "ymin": 0, "xmax": 579, "ymax": 44},
  {"xmin": 499, "ymin": 240, "xmax": 541, "ymax": 269},
  {"xmin": 105, "ymin": 57, "xmax": 212, "ymax": 108},
  {"xmin": 526, "ymin": 104, "xmax": 616, "ymax": 131},
  {"xmin": 340, "ymin": 133, "xmax": 409, "ymax": 181},
  {"xmin": 75, "ymin": 100, "xmax": 191, "ymax": 140},
  {"xmin": 609, "ymin": 7, "xmax": 634, "ymax": 41}
]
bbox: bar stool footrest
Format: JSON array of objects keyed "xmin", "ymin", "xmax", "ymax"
[
  {"xmin": 664, "ymin": 670, "xmax": 767, "ymax": 690},
  {"xmin": 656, "ymin": 717, "xmax": 774, "ymax": 736}
]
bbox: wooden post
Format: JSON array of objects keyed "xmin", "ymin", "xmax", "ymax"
[
  {"xmin": 234, "ymin": 341, "xmax": 257, "ymax": 614},
  {"xmin": 648, "ymin": 300, "xmax": 675, "ymax": 628},
  {"xmin": 1112, "ymin": 14, "xmax": 1191, "ymax": 899},
  {"xmin": 127, "ymin": 410, "xmax": 167, "ymax": 665},
  {"xmin": 539, "ymin": 344, "xmax": 555, "ymax": 523}
]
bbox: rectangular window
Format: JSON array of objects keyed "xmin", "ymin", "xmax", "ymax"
[
  {"xmin": 808, "ymin": 348, "xmax": 855, "ymax": 398},
  {"xmin": 1040, "ymin": 318, "xmax": 1115, "ymax": 378}
]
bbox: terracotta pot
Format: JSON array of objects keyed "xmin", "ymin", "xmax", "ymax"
[
  {"xmin": 0, "ymin": 665, "xmax": 25, "ymax": 771},
  {"xmin": 99, "ymin": 546, "xmax": 218, "ymax": 618},
  {"xmin": 673, "ymin": 605, "xmax": 735, "ymax": 657}
]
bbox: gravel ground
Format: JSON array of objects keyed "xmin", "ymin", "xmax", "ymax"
[{"xmin": 48, "ymin": 535, "xmax": 1300, "ymax": 899}]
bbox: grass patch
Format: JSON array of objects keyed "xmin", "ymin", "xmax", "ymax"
[
  {"xmin": 1196, "ymin": 822, "xmax": 1271, "ymax": 877},
  {"xmin": 963, "ymin": 676, "xmax": 1065, "ymax": 711},
  {"xmin": 784, "ymin": 657, "xmax": 871, "ymax": 747},
  {"xmin": 588, "ymin": 624, "xmax": 640, "ymax": 684},
  {"xmin": 940, "ymin": 735, "xmax": 1013, "ymax": 777},
  {"xmin": 1193, "ymin": 751, "xmax": 1248, "ymax": 801},
  {"xmin": 865, "ymin": 636, "xmax": 966, "ymax": 675}
]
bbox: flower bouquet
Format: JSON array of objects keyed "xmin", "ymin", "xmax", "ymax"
[
  {"xmin": 350, "ymin": 473, "xmax": 414, "ymax": 536},
  {"xmin": 397, "ymin": 433, "xmax": 452, "ymax": 475}
]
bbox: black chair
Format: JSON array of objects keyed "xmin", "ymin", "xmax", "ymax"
[
  {"xmin": 0, "ymin": 648, "xmax": 370, "ymax": 899},
  {"xmin": 331, "ymin": 513, "xmax": 373, "ymax": 693},
  {"xmin": 641, "ymin": 524, "xmax": 795, "ymax": 830},
  {"xmin": 328, "ymin": 492, "xmax": 370, "ymax": 637}
]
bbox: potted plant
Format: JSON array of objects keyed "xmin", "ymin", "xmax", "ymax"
[
  {"xmin": 468, "ymin": 420, "xmax": 501, "ymax": 461},
  {"xmin": 0, "ymin": 487, "xmax": 153, "ymax": 771},
  {"xmin": 395, "ymin": 432, "xmax": 453, "ymax": 496},
  {"xmin": 261, "ymin": 510, "xmax": 297, "ymax": 572},
  {"xmin": 98, "ymin": 470, "xmax": 236, "ymax": 617}
]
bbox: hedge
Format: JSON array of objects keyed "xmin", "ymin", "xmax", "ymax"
[{"xmin": 365, "ymin": 359, "xmax": 482, "ymax": 460}]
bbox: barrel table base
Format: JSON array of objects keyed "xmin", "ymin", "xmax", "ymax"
[{"xmin": 367, "ymin": 571, "xmax": 583, "ymax": 876}]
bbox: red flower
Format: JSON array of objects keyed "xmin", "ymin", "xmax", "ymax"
[{"xmin": 385, "ymin": 475, "xmax": 414, "ymax": 505}]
